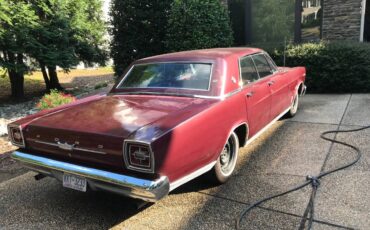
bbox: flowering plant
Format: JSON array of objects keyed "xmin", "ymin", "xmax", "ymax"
[{"xmin": 36, "ymin": 90, "xmax": 76, "ymax": 110}]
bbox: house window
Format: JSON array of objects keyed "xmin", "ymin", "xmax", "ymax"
[
  {"xmin": 301, "ymin": 0, "xmax": 322, "ymax": 41},
  {"xmin": 364, "ymin": 0, "xmax": 370, "ymax": 41},
  {"xmin": 228, "ymin": 0, "xmax": 323, "ymax": 44}
]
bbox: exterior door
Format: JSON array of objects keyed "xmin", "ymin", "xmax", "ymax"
[
  {"xmin": 252, "ymin": 53, "xmax": 290, "ymax": 120},
  {"xmin": 239, "ymin": 55, "xmax": 271, "ymax": 137}
]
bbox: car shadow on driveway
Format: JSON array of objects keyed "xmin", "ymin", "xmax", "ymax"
[{"xmin": 0, "ymin": 172, "xmax": 154, "ymax": 229}]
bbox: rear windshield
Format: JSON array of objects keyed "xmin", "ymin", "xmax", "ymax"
[{"xmin": 117, "ymin": 63, "xmax": 212, "ymax": 91}]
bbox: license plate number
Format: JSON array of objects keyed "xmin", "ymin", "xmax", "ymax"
[{"xmin": 63, "ymin": 174, "xmax": 87, "ymax": 192}]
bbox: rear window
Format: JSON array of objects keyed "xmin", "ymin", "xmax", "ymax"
[{"xmin": 117, "ymin": 63, "xmax": 212, "ymax": 91}]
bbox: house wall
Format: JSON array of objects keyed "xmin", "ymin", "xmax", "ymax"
[{"xmin": 322, "ymin": 0, "xmax": 363, "ymax": 40}]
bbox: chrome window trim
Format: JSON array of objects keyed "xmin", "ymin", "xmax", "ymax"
[
  {"xmin": 251, "ymin": 53, "xmax": 275, "ymax": 79},
  {"xmin": 263, "ymin": 52, "xmax": 278, "ymax": 72},
  {"xmin": 7, "ymin": 124, "xmax": 25, "ymax": 148},
  {"xmin": 116, "ymin": 61, "xmax": 215, "ymax": 92},
  {"xmin": 238, "ymin": 54, "xmax": 260, "ymax": 86},
  {"xmin": 237, "ymin": 52, "xmax": 280, "ymax": 89},
  {"xmin": 123, "ymin": 140, "xmax": 155, "ymax": 174},
  {"xmin": 111, "ymin": 91, "xmax": 221, "ymax": 100}
]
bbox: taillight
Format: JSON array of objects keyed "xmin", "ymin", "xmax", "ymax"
[
  {"xmin": 123, "ymin": 141, "xmax": 154, "ymax": 173},
  {"xmin": 7, "ymin": 124, "xmax": 25, "ymax": 147}
]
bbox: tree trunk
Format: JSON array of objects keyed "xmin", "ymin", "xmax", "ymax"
[
  {"xmin": 8, "ymin": 70, "xmax": 25, "ymax": 100},
  {"xmin": 7, "ymin": 52, "xmax": 25, "ymax": 100},
  {"xmin": 40, "ymin": 63, "xmax": 51, "ymax": 91},
  {"xmin": 47, "ymin": 66, "xmax": 63, "ymax": 90}
]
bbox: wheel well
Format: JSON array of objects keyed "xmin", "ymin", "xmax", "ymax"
[{"xmin": 234, "ymin": 124, "xmax": 248, "ymax": 147}]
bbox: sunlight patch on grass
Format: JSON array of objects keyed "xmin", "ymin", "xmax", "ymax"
[{"xmin": 0, "ymin": 67, "xmax": 114, "ymax": 102}]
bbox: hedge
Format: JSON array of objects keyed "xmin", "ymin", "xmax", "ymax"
[
  {"xmin": 166, "ymin": 0, "xmax": 233, "ymax": 52},
  {"xmin": 268, "ymin": 42, "xmax": 370, "ymax": 93}
]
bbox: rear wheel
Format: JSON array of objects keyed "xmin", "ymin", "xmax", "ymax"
[
  {"xmin": 209, "ymin": 132, "xmax": 239, "ymax": 184},
  {"xmin": 287, "ymin": 93, "xmax": 299, "ymax": 117}
]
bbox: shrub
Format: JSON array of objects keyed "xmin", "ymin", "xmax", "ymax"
[
  {"xmin": 109, "ymin": 0, "xmax": 172, "ymax": 77},
  {"xmin": 268, "ymin": 41, "xmax": 370, "ymax": 93},
  {"xmin": 166, "ymin": 0, "xmax": 233, "ymax": 52},
  {"xmin": 36, "ymin": 90, "xmax": 76, "ymax": 110},
  {"xmin": 94, "ymin": 82, "xmax": 108, "ymax": 90}
]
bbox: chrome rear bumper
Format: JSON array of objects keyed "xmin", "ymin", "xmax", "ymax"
[{"xmin": 11, "ymin": 151, "xmax": 169, "ymax": 202}]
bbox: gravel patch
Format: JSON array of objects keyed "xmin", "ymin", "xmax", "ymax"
[{"xmin": 0, "ymin": 100, "xmax": 39, "ymax": 136}]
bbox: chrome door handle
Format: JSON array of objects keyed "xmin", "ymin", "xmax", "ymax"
[
  {"xmin": 246, "ymin": 92, "xmax": 254, "ymax": 98},
  {"xmin": 268, "ymin": 81, "xmax": 275, "ymax": 86}
]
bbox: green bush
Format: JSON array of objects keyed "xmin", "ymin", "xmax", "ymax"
[
  {"xmin": 109, "ymin": 0, "xmax": 172, "ymax": 77},
  {"xmin": 36, "ymin": 90, "xmax": 76, "ymax": 110},
  {"xmin": 166, "ymin": 0, "xmax": 233, "ymax": 52},
  {"xmin": 268, "ymin": 42, "xmax": 370, "ymax": 93}
]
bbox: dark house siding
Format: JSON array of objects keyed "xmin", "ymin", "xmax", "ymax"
[{"xmin": 321, "ymin": 0, "xmax": 362, "ymax": 40}]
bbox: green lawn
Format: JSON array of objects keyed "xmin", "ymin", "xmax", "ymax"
[{"xmin": 0, "ymin": 67, "xmax": 114, "ymax": 103}]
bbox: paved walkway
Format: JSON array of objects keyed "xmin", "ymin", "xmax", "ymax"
[{"xmin": 0, "ymin": 94, "xmax": 369, "ymax": 229}]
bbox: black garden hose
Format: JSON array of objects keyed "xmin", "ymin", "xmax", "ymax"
[{"xmin": 236, "ymin": 125, "xmax": 370, "ymax": 229}]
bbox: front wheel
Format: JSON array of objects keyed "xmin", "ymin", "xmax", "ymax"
[{"xmin": 209, "ymin": 132, "xmax": 239, "ymax": 184}]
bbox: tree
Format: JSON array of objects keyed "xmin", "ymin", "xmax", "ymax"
[
  {"xmin": 109, "ymin": 0, "xmax": 172, "ymax": 77},
  {"xmin": 166, "ymin": 0, "xmax": 233, "ymax": 52},
  {"xmin": 0, "ymin": 0, "xmax": 39, "ymax": 99},
  {"xmin": 250, "ymin": 0, "xmax": 295, "ymax": 43},
  {"xmin": 30, "ymin": 0, "xmax": 107, "ymax": 91},
  {"xmin": 0, "ymin": 0, "xmax": 108, "ymax": 98}
]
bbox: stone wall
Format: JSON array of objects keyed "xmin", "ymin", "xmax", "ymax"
[{"xmin": 322, "ymin": 0, "xmax": 363, "ymax": 41}]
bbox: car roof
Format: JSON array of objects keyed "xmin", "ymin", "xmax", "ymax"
[{"xmin": 138, "ymin": 47, "xmax": 263, "ymax": 62}]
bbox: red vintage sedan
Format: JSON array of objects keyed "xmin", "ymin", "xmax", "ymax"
[{"xmin": 8, "ymin": 48, "xmax": 306, "ymax": 202}]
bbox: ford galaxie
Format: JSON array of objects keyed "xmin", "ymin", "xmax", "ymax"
[{"xmin": 8, "ymin": 48, "xmax": 306, "ymax": 202}]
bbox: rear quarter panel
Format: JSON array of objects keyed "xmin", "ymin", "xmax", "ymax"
[
  {"xmin": 152, "ymin": 93, "xmax": 247, "ymax": 182},
  {"xmin": 279, "ymin": 66, "xmax": 306, "ymax": 101}
]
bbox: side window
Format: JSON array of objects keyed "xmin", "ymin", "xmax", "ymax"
[
  {"xmin": 252, "ymin": 54, "xmax": 274, "ymax": 78},
  {"xmin": 240, "ymin": 56, "xmax": 259, "ymax": 85},
  {"xmin": 264, "ymin": 53, "xmax": 278, "ymax": 72}
]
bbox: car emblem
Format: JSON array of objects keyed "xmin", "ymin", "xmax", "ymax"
[{"xmin": 57, "ymin": 142, "xmax": 75, "ymax": 151}]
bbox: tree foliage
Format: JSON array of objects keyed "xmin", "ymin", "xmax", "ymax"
[
  {"xmin": 109, "ymin": 0, "xmax": 172, "ymax": 77},
  {"xmin": 0, "ymin": 0, "xmax": 39, "ymax": 98},
  {"xmin": 0, "ymin": 0, "xmax": 107, "ymax": 99},
  {"xmin": 166, "ymin": 0, "xmax": 233, "ymax": 52},
  {"xmin": 250, "ymin": 0, "xmax": 295, "ymax": 43}
]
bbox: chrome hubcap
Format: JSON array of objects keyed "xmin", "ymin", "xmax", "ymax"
[
  {"xmin": 220, "ymin": 137, "xmax": 236, "ymax": 175},
  {"xmin": 291, "ymin": 95, "xmax": 298, "ymax": 113},
  {"xmin": 220, "ymin": 143, "xmax": 231, "ymax": 166}
]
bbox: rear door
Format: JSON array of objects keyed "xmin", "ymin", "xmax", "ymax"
[{"xmin": 239, "ymin": 55, "xmax": 271, "ymax": 137}]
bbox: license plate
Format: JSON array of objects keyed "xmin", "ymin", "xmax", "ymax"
[{"xmin": 63, "ymin": 174, "xmax": 87, "ymax": 192}]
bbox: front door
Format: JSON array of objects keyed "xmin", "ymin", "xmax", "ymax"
[
  {"xmin": 239, "ymin": 55, "xmax": 271, "ymax": 137},
  {"xmin": 252, "ymin": 53, "xmax": 290, "ymax": 120}
]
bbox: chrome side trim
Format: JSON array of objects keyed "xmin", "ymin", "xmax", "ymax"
[
  {"xmin": 27, "ymin": 139, "xmax": 107, "ymax": 155},
  {"xmin": 169, "ymin": 161, "xmax": 217, "ymax": 191},
  {"xmin": 246, "ymin": 107, "xmax": 290, "ymax": 146},
  {"xmin": 11, "ymin": 151, "xmax": 169, "ymax": 202}
]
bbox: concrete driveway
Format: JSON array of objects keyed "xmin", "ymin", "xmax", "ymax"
[{"xmin": 1, "ymin": 94, "xmax": 369, "ymax": 229}]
